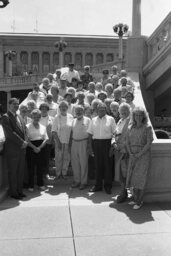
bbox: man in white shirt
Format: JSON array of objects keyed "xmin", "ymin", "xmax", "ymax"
[
  {"xmin": 88, "ymin": 102, "xmax": 116, "ymax": 194},
  {"xmin": 62, "ymin": 63, "xmax": 80, "ymax": 86}
]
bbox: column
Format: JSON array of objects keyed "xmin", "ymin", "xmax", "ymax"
[
  {"xmin": 28, "ymin": 51, "xmax": 31, "ymax": 72},
  {"xmin": 59, "ymin": 51, "xmax": 63, "ymax": 68},
  {"xmin": 132, "ymin": 0, "xmax": 141, "ymax": 37},
  {"xmin": 50, "ymin": 52, "xmax": 53, "ymax": 72},
  {"xmin": 39, "ymin": 51, "xmax": 42, "ymax": 73},
  {"xmin": 82, "ymin": 52, "xmax": 86, "ymax": 67},
  {"xmin": 118, "ymin": 36, "xmax": 123, "ymax": 59},
  {"xmin": 16, "ymin": 51, "xmax": 20, "ymax": 75}
]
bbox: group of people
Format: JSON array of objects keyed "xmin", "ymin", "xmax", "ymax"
[{"xmin": 1, "ymin": 63, "xmax": 154, "ymax": 210}]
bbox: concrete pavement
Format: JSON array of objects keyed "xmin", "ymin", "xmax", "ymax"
[{"xmin": 0, "ymin": 179, "xmax": 171, "ymax": 256}]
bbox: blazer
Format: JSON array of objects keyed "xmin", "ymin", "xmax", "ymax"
[{"xmin": 1, "ymin": 111, "xmax": 26, "ymax": 155}]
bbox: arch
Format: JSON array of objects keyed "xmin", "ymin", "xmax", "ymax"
[
  {"xmin": 20, "ymin": 51, "xmax": 28, "ymax": 73},
  {"xmin": 42, "ymin": 52, "xmax": 50, "ymax": 73},
  {"xmin": 85, "ymin": 53, "xmax": 93, "ymax": 66},
  {"xmin": 53, "ymin": 52, "xmax": 59, "ymax": 72},
  {"xmin": 64, "ymin": 52, "xmax": 72, "ymax": 66},
  {"xmin": 31, "ymin": 52, "xmax": 39, "ymax": 74},
  {"xmin": 106, "ymin": 53, "xmax": 114, "ymax": 62},
  {"xmin": 96, "ymin": 53, "xmax": 104, "ymax": 65},
  {"xmin": 75, "ymin": 53, "xmax": 82, "ymax": 69}
]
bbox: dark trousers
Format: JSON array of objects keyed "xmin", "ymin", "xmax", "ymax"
[
  {"xmin": 6, "ymin": 150, "xmax": 25, "ymax": 196},
  {"xmin": 93, "ymin": 139, "xmax": 112, "ymax": 189},
  {"xmin": 27, "ymin": 140, "xmax": 45, "ymax": 188}
]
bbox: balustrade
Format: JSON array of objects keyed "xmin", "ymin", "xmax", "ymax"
[
  {"xmin": 0, "ymin": 74, "xmax": 45, "ymax": 88},
  {"xmin": 147, "ymin": 12, "xmax": 171, "ymax": 61}
]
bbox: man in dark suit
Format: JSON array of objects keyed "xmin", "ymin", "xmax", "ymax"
[{"xmin": 1, "ymin": 98, "xmax": 28, "ymax": 200}]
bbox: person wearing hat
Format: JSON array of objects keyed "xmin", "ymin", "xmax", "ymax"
[
  {"xmin": 80, "ymin": 65, "xmax": 93, "ymax": 90},
  {"xmin": 62, "ymin": 63, "xmax": 80, "ymax": 86}
]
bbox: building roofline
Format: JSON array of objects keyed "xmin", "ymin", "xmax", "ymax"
[{"xmin": 0, "ymin": 32, "xmax": 128, "ymax": 39}]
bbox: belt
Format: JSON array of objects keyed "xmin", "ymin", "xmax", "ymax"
[{"xmin": 72, "ymin": 138, "xmax": 88, "ymax": 142}]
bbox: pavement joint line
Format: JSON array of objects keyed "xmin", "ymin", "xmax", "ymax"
[
  {"xmin": 0, "ymin": 236, "xmax": 73, "ymax": 241},
  {"xmin": 68, "ymin": 191, "xmax": 77, "ymax": 256},
  {"xmin": 1, "ymin": 231, "xmax": 171, "ymax": 242}
]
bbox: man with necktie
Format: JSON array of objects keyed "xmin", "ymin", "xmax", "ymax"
[{"xmin": 1, "ymin": 98, "xmax": 28, "ymax": 200}]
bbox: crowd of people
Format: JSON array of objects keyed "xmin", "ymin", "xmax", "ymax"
[{"xmin": 0, "ymin": 63, "xmax": 154, "ymax": 210}]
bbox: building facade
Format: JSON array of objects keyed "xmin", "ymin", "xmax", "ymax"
[{"xmin": 0, "ymin": 33, "xmax": 127, "ymax": 77}]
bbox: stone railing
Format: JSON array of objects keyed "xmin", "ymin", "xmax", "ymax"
[
  {"xmin": 147, "ymin": 12, "xmax": 171, "ymax": 61},
  {"xmin": 0, "ymin": 74, "xmax": 45, "ymax": 89},
  {"xmin": 0, "ymin": 61, "xmax": 126, "ymax": 89}
]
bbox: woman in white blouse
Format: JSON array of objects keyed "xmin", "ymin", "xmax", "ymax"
[
  {"xmin": 26, "ymin": 109, "xmax": 48, "ymax": 191},
  {"xmin": 114, "ymin": 103, "xmax": 131, "ymax": 203},
  {"xmin": 52, "ymin": 101, "xmax": 73, "ymax": 179}
]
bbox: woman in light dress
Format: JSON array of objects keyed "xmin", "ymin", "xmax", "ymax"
[{"xmin": 126, "ymin": 106, "xmax": 153, "ymax": 209}]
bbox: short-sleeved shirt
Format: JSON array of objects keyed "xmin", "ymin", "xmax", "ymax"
[
  {"xmin": 87, "ymin": 115, "xmax": 116, "ymax": 139},
  {"xmin": 26, "ymin": 122, "xmax": 48, "ymax": 141},
  {"xmin": 62, "ymin": 70, "xmax": 80, "ymax": 83},
  {"xmin": 52, "ymin": 113, "xmax": 73, "ymax": 144},
  {"xmin": 72, "ymin": 116, "xmax": 91, "ymax": 140}
]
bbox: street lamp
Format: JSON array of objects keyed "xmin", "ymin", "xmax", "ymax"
[
  {"xmin": 5, "ymin": 50, "xmax": 16, "ymax": 76},
  {"xmin": 113, "ymin": 23, "xmax": 129, "ymax": 60},
  {"xmin": 54, "ymin": 39, "xmax": 67, "ymax": 68},
  {"xmin": 0, "ymin": 0, "xmax": 9, "ymax": 8}
]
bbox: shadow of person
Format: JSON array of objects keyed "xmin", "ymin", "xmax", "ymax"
[{"xmin": 109, "ymin": 199, "xmax": 155, "ymax": 224}]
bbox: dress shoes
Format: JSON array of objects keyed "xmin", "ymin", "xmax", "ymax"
[
  {"xmin": 116, "ymin": 190, "xmax": 128, "ymax": 203},
  {"xmin": 89, "ymin": 185, "xmax": 102, "ymax": 192}
]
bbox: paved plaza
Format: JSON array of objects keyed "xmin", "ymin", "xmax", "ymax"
[{"xmin": 0, "ymin": 180, "xmax": 171, "ymax": 256}]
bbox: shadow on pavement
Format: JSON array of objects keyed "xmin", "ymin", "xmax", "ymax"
[{"xmin": 109, "ymin": 200, "xmax": 155, "ymax": 224}]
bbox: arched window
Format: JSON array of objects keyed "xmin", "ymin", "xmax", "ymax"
[
  {"xmin": 85, "ymin": 53, "xmax": 93, "ymax": 66},
  {"xmin": 64, "ymin": 52, "xmax": 72, "ymax": 66},
  {"xmin": 53, "ymin": 52, "xmax": 59, "ymax": 72},
  {"xmin": 31, "ymin": 52, "xmax": 39, "ymax": 74},
  {"xmin": 75, "ymin": 53, "xmax": 82, "ymax": 69},
  {"xmin": 106, "ymin": 53, "xmax": 114, "ymax": 62},
  {"xmin": 42, "ymin": 52, "xmax": 50, "ymax": 73},
  {"xmin": 96, "ymin": 53, "xmax": 103, "ymax": 65}
]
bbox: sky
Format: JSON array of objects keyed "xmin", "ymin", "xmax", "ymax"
[{"xmin": 0, "ymin": 0, "xmax": 170, "ymax": 37}]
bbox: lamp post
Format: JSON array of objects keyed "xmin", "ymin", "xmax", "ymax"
[
  {"xmin": 113, "ymin": 23, "xmax": 129, "ymax": 60},
  {"xmin": 0, "ymin": 0, "xmax": 9, "ymax": 8},
  {"xmin": 54, "ymin": 39, "xmax": 67, "ymax": 68},
  {"xmin": 5, "ymin": 50, "xmax": 16, "ymax": 76}
]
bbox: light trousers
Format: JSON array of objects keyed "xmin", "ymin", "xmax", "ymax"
[
  {"xmin": 71, "ymin": 140, "xmax": 88, "ymax": 185},
  {"xmin": 54, "ymin": 142, "xmax": 70, "ymax": 176}
]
